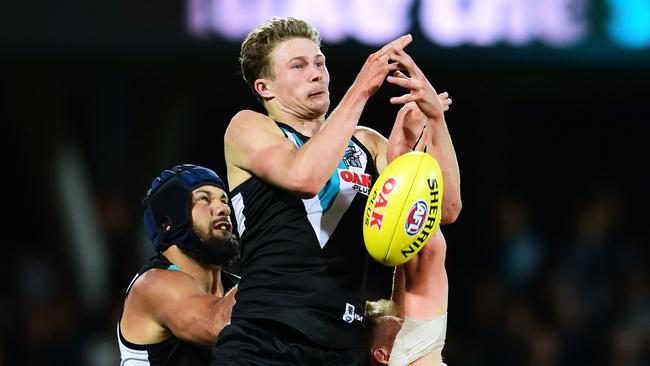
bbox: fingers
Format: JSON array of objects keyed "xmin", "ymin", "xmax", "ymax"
[
  {"xmin": 386, "ymin": 73, "xmax": 415, "ymax": 89},
  {"xmin": 390, "ymin": 94, "xmax": 417, "ymax": 105},
  {"xmin": 438, "ymin": 92, "xmax": 452, "ymax": 111},
  {"xmin": 389, "ymin": 49, "xmax": 421, "ymax": 77},
  {"xmin": 373, "ymin": 34, "xmax": 412, "ymax": 60},
  {"xmin": 384, "ymin": 62, "xmax": 402, "ymax": 75},
  {"xmin": 444, "ymin": 97, "xmax": 452, "ymax": 111},
  {"xmin": 392, "ymin": 34, "xmax": 413, "ymax": 50},
  {"xmin": 368, "ymin": 34, "xmax": 412, "ymax": 62},
  {"xmin": 394, "ymin": 70, "xmax": 410, "ymax": 80},
  {"xmin": 400, "ymin": 101, "xmax": 419, "ymax": 110}
]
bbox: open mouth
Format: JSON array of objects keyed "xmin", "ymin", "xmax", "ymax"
[{"xmin": 213, "ymin": 221, "xmax": 232, "ymax": 232}]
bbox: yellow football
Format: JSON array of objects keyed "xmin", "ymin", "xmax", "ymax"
[{"xmin": 363, "ymin": 152, "xmax": 444, "ymax": 266}]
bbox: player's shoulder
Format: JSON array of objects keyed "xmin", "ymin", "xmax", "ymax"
[
  {"xmin": 354, "ymin": 125, "xmax": 387, "ymax": 151},
  {"xmin": 226, "ymin": 110, "xmax": 288, "ymax": 146},
  {"xmin": 354, "ymin": 125, "xmax": 382, "ymax": 138},
  {"xmin": 130, "ymin": 268, "xmax": 199, "ymax": 302},
  {"xmin": 229, "ymin": 109, "xmax": 271, "ymax": 127},
  {"xmin": 226, "ymin": 110, "xmax": 278, "ymax": 138}
]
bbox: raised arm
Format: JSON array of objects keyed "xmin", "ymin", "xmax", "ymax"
[
  {"xmin": 386, "ymin": 95, "xmax": 451, "ymax": 162},
  {"xmin": 385, "ymin": 50, "xmax": 462, "ymax": 223},
  {"xmin": 390, "ymin": 230, "xmax": 449, "ymax": 366},
  {"xmin": 225, "ymin": 35, "xmax": 412, "ymax": 197}
]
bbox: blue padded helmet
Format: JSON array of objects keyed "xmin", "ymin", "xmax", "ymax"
[{"xmin": 143, "ymin": 164, "xmax": 226, "ymax": 252}]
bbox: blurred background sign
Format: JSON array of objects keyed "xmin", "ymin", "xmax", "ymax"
[
  {"xmin": 2, "ymin": 0, "xmax": 649, "ymax": 66},
  {"xmin": 186, "ymin": 0, "xmax": 650, "ymax": 65}
]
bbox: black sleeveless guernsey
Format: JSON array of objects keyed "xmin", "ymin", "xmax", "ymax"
[{"xmin": 229, "ymin": 122, "xmax": 378, "ymax": 349}]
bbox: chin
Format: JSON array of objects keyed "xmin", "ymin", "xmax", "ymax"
[
  {"xmin": 312, "ymin": 100, "xmax": 330, "ymax": 115},
  {"xmin": 213, "ymin": 230, "xmax": 233, "ymax": 241}
]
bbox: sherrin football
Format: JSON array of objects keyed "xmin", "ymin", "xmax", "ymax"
[{"xmin": 363, "ymin": 152, "xmax": 443, "ymax": 266}]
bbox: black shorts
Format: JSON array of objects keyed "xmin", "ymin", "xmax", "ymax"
[{"xmin": 210, "ymin": 318, "xmax": 367, "ymax": 366}]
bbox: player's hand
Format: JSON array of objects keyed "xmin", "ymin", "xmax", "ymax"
[
  {"xmin": 393, "ymin": 91, "xmax": 451, "ymax": 146},
  {"xmin": 219, "ymin": 286, "xmax": 237, "ymax": 324},
  {"xmin": 394, "ymin": 102, "xmax": 426, "ymax": 148},
  {"xmin": 352, "ymin": 34, "xmax": 412, "ymax": 99},
  {"xmin": 386, "ymin": 50, "xmax": 445, "ymax": 120},
  {"xmin": 438, "ymin": 91, "xmax": 452, "ymax": 112}
]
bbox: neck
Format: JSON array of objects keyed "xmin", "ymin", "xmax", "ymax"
[
  {"xmin": 162, "ymin": 246, "xmax": 224, "ymax": 295},
  {"xmin": 265, "ymin": 101, "xmax": 325, "ymax": 137}
]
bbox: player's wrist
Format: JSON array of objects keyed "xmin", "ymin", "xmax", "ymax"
[
  {"xmin": 349, "ymin": 82, "xmax": 370, "ymax": 100},
  {"xmin": 338, "ymin": 84, "xmax": 370, "ymax": 113}
]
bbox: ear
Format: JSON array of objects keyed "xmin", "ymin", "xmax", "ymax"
[
  {"xmin": 372, "ymin": 347, "xmax": 390, "ymax": 365},
  {"xmin": 254, "ymin": 78, "xmax": 274, "ymax": 99}
]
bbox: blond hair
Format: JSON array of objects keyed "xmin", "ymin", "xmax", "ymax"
[
  {"xmin": 240, "ymin": 17, "xmax": 321, "ymax": 100},
  {"xmin": 365, "ymin": 299, "xmax": 401, "ymax": 322}
]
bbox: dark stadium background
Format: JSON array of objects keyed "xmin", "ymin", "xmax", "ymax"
[{"xmin": 3, "ymin": 1, "xmax": 648, "ymax": 365}]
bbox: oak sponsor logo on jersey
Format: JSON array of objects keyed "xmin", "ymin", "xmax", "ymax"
[
  {"xmin": 339, "ymin": 169, "xmax": 372, "ymax": 195},
  {"xmin": 364, "ymin": 177, "xmax": 397, "ymax": 231},
  {"xmin": 400, "ymin": 178, "xmax": 440, "ymax": 257}
]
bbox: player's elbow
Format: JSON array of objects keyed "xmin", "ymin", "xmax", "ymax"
[
  {"xmin": 419, "ymin": 229, "xmax": 447, "ymax": 259},
  {"xmin": 290, "ymin": 174, "xmax": 322, "ymax": 198},
  {"xmin": 174, "ymin": 318, "xmax": 216, "ymax": 347},
  {"xmin": 440, "ymin": 199, "xmax": 462, "ymax": 225}
]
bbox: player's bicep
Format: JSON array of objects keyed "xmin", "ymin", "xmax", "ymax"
[
  {"xmin": 147, "ymin": 272, "xmax": 232, "ymax": 345},
  {"xmin": 356, "ymin": 126, "xmax": 389, "ymax": 173},
  {"xmin": 225, "ymin": 111, "xmax": 303, "ymax": 189},
  {"xmin": 375, "ymin": 135, "xmax": 389, "ymax": 174},
  {"xmin": 141, "ymin": 272, "xmax": 200, "ymax": 322}
]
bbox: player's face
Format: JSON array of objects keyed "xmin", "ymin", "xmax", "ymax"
[
  {"xmin": 267, "ymin": 37, "xmax": 330, "ymax": 118},
  {"xmin": 191, "ymin": 185, "xmax": 232, "ymax": 242}
]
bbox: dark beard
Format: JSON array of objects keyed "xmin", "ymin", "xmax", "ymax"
[{"xmin": 178, "ymin": 233, "xmax": 240, "ymax": 268}]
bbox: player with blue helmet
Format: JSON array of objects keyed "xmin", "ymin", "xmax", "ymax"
[{"xmin": 118, "ymin": 164, "xmax": 240, "ymax": 366}]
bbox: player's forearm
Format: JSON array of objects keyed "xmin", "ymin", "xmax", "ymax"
[
  {"xmin": 404, "ymin": 230, "xmax": 448, "ymax": 318},
  {"xmin": 425, "ymin": 118, "xmax": 461, "ymax": 224},
  {"xmin": 174, "ymin": 317, "xmax": 225, "ymax": 346},
  {"xmin": 174, "ymin": 294, "xmax": 234, "ymax": 346},
  {"xmin": 290, "ymin": 85, "xmax": 370, "ymax": 195},
  {"xmin": 386, "ymin": 139, "xmax": 412, "ymax": 166},
  {"xmin": 386, "ymin": 114, "xmax": 419, "ymax": 164}
]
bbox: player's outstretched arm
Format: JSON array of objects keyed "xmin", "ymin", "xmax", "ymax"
[
  {"xmin": 386, "ymin": 94, "xmax": 451, "ymax": 163},
  {"xmin": 225, "ymin": 35, "xmax": 412, "ymax": 197},
  {"xmin": 391, "ymin": 229, "xmax": 448, "ymax": 366},
  {"xmin": 386, "ymin": 51, "xmax": 461, "ymax": 224}
]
